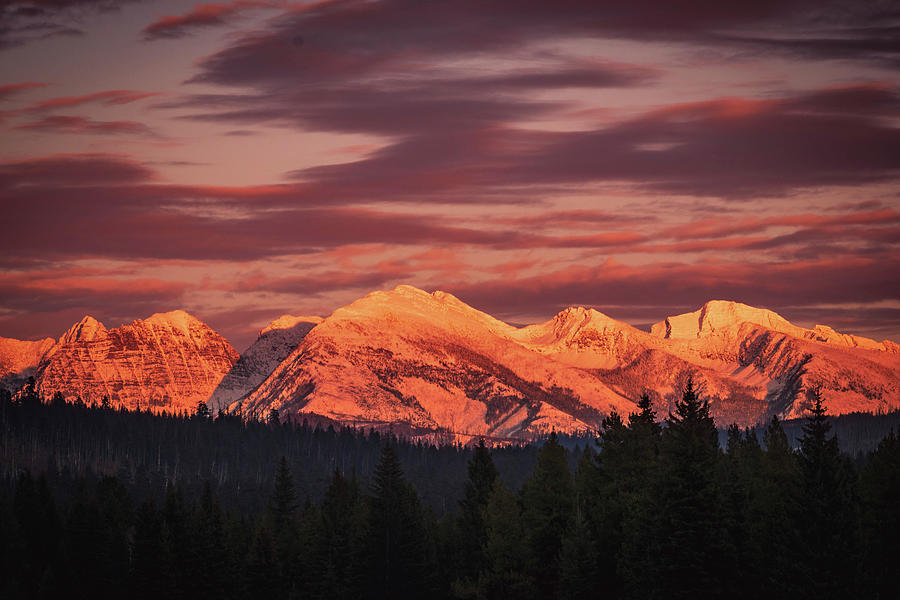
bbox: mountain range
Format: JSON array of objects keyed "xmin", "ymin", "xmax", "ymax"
[{"xmin": 2, "ymin": 285, "xmax": 898, "ymax": 440}]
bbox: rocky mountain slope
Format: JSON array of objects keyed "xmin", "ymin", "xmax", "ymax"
[
  {"xmin": 0, "ymin": 336, "xmax": 56, "ymax": 391},
  {"xmin": 3, "ymin": 287, "xmax": 898, "ymax": 439},
  {"xmin": 36, "ymin": 311, "xmax": 239, "ymax": 413},
  {"xmin": 234, "ymin": 288, "xmax": 900, "ymax": 438},
  {"xmin": 233, "ymin": 286, "xmax": 636, "ymax": 439}
]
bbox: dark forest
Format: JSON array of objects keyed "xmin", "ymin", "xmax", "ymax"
[{"xmin": 1, "ymin": 382, "xmax": 898, "ymax": 599}]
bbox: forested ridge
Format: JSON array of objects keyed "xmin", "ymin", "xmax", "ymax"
[{"xmin": 1, "ymin": 381, "xmax": 898, "ymax": 599}]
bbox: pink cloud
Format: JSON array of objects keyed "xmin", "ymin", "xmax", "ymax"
[
  {"xmin": 447, "ymin": 255, "xmax": 900, "ymax": 339},
  {"xmin": 143, "ymin": 1, "xmax": 285, "ymax": 40},
  {"xmin": 12, "ymin": 115, "xmax": 159, "ymax": 137},
  {"xmin": 0, "ymin": 82, "xmax": 48, "ymax": 102},
  {"xmin": 24, "ymin": 90, "xmax": 160, "ymax": 112}
]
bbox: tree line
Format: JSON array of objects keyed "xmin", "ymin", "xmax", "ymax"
[{"xmin": 1, "ymin": 381, "xmax": 898, "ymax": 598}]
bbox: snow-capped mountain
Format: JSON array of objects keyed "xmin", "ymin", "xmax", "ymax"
[
  {"xmin": 208, "ymin": 314, "xmax": 322, "ymax": 411},
  {"xmin": 35, "ymin": 311, "xmax": 239, "ymax": 412},
  {"xmin": 645, "ymin": 300, "xmax": 900, "ymax": 421},
  {"xmin": 233, "ymin": 288, "xmax": 900, "ymax": 438},
  {"xmin": 233, "ymin": 286, "xmax": 635, "ymax": 439},
  {"xmin": 4, "ymin": 287, "xmax": 898, "ymax": 439}
]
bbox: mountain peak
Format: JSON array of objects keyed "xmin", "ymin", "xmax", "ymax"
[
  {"xmin": 550, "ymin": 306, "xmax": 608, "ymax": 333},
  {"xmin": 60, "ymin": 315, "xmax": 107, "ymax": 344},
  {"xmin": 260, "ymin": 314, "xmax": 323, "ymax": 337},
  {"xmin": 143, "ymin": 309, "xmax": 202, "ymax": 334},
  {"xmin": 512, "ymin": 305, "xmax": 632, "ymax": 349},
  {"xmin": 651, "ymin": 300, "xmax": 796, "ymax": 339},
  {"xmin": 392, "ymin": 284, "xmax": 429, "ymax": 296}
]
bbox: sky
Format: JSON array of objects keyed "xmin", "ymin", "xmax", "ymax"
[{"xmin": 1, "ymin": 0, "xmax": 899, "ymax": 351}]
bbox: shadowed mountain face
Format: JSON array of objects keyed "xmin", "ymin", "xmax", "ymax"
[
  {"xmin": 208, "ymin": 315, "xmax": 322, "ymax": 412},
  {"xmin": 4, "ymin": 287, "xmax": 899, "ymax": 439}
]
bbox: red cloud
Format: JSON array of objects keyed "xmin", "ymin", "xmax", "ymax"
[
  {"xmin": 447, "ymin": 255, "xmax": 900, "ymax": 331},
  {"xmin": 24, "ymin": 90, "xmax": 159, "ymax": 112},
  {"xmin": 143, "ymin": 1, "xmax": 284, "ymax": 40},
  {"xmin": 13, "ymin": 115, "xmax": 159, "ymax": 137},
  {"xmin": 0, "ymin": 82, "xmax": 48, "ymax": 102},
  {"xmin": 0, "ymin": 269, "xmax": 190, "ymax": 341},
  {"xmin": 0, "ymin": 153, "xmax": 156, "ymax": 188}
]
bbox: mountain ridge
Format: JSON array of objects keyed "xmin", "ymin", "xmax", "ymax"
[{"xmin": 2, "ymin": 286, "xmax": 898, "ymax": 439}]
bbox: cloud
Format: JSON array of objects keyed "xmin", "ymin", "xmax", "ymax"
[
  {"xmin": 447, "ymin": 255, "xmax": 900, "ymax": 327},
  {"xmin": 174, "ymin": 6, "xmax": 900, "ymax": 202},
  {"xmin": 188, "ymin": 0, "xmax": 899, "ymax": 92},
  {"xmin": 0, "ymin": 267, "xmax": 190, "ymax": 342},
  {"xmin": 143, "ymin": 1, "xmax": 286, "ymax": 40},
  {"xmin": 505, "ymin": 87, "xmax": 900, "ymax": 198},
  {"xmin": 662, "ymin": 209, "xmax": 900, "ymax": 241},
  {"xmin": 23, "ymin": 89, "xmax": 159, "ymax": 112},
  {"xmin": 12, "ymin": 114, "xmax": 160, "ymax": 136},
  {"xmin": 1, "ymin": 0, "xmax": 141, "ymax": 50},
  {"xmin": 0, "ymin": 81, "xmax": 47, "ymax": 102},
  {"xmin": 0, "ymin": 153, "xmax": 156, "ymax": 188}
]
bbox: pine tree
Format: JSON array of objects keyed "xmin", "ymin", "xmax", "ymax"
[
  {"xmin": 738, "ymin": 415, "xmax": 802, "ymax": 598},
  {"xmin": 628, "ymin": 378, "xmax": 732, "ymax": 599},
  {"xmin": 195, "ymin": 400, "xmax": 211, "ymax": 420},
  {"xmin": 271, "ymin": 456, "xmax": 297, "ymax": 525},
  {"xmin": 558, "ymin": 503, "xmax": 602, "ymax": 599},
  {"xmin": 455, "ymin": 438, "xmax": 499, "ymax": 592},
  {"xmin": 307, "ymin": 469, "xmax": 367, "ymax": 599},
  {"xmin": 366, "ymin": 443, "xmax": 430, "ymax": 599},
  {"xmin": 268, "ymin": 456, "xmax": 301, "ymax": 598},
  {"xmin": 519, "ymin": 431, "xmax": 573, "ymax": 599},
  {"xmin": 13, "ymin": 472, "xmax": 65, "ymax": 598},
  {"xmin": 191, "ymin": 481, "xmax": 227, "ymax": 596},
  {"xmin": 130, "ymin": 500, "xmax": 175, "ymax": 600},
  {"xmin": 796, "ymin": 387, "xmax": 859, "ymax": 598},
  {"xmin": 593, "ymin": 395, "xmax": 661, "ymax": 598},
  {"xmin": 859, "ymin": 429, "xmax": 900, "ymax": 598},
  {"xmin": 477, "ymin": 481, "xmax": 537, "ymax": 600}
]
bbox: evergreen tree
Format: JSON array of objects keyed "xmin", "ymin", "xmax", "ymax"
[
  {"xmin": 307, "ymin": 469, "xmax": 368, "ymax": 599},
  {"xmin": 366, "ymin": 442, "xmax": 430, "ymax": 599},
  {"xmin": 191, "ymin": 481, "xmax": 227, "ymax": 596},
  {"xmin": 195, "ymin": 400, "xmax": 211, "ymax": 420},
  {"xmin": 477, "ymin": 481, "xmax": 536, "ymax": 600},
  {"xmin": 161, "ymin": 485, "xmax": 191, "ymax": 599},
  {"xmin": 130, "ymin": 499, "xmax": 175, "ymax": 600},
  {"xmin": 244, "ymin": 521, "xmax": 280, "ymax": 599},
  {"xmin": 519, "ymin": 431, "xmax": 573, "ymax": 599},
  {"xmin": 271, "ymin": 456, "xmax": 297, "ymax": 525},
  {"xmin": 796, "ymin": 388, "xmax": 859, "ymax": 598},
  {"xmin": 740, "ymin": 415, "xmax": 802, "ymax": 599},
  {"xmin": 13, "ymin": 472, "xmax": 66, "ymax": 598},
  {"xmin": 859, "ymin": 429, "xmax": 900, "ymax": 598},
  {"xmin": 594, "ymin": 395, "xmax": 661, "ymax": 598},
  {"xmin": 558, "ymin": 502, "xmax": 602, "ymax": 599},
  {"xmin": 629, "ymin": 378, "xmax": 732, "ymax": 599},
  {"xmin": 454, "ymin": 438, "xmax": 499, "ymax": 593},
  {"xmin": 268, "ymin": 457, "xmax": 301, "ymax": 598},
  {"xmin": 720, "ymin": 424, "xmax": 764, "ymax": 600}
]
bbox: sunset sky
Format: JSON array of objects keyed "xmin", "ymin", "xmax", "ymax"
[{"xmin": 1, "ymin": 0, "xmax": 899, "ymax": 350}]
